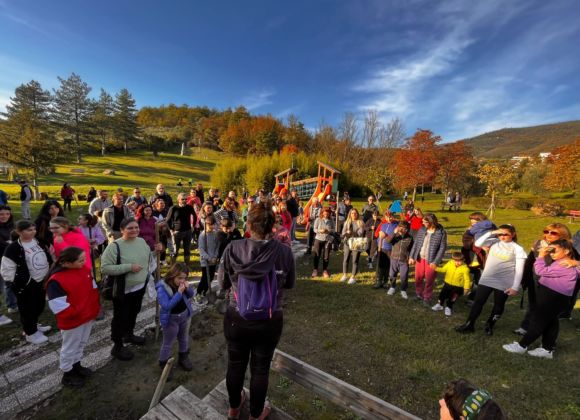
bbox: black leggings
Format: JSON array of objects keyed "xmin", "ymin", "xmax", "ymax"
[
  {"xmin": 224, "ymin": 308, "xmax": 283, "ymax": 418},
  {"xmin": 313, "ymin": 239, "xmax": 331, "ymax": 271},
  {"xmin": 111, "ymin": 286, "xmax": 145, "ymax": 345},
  {"xmin": 376, "ymin": 250, "xmax": 391, "ymax": 285},
  {"xmin": 16, "ymin": 280, "xmax": 46, "ymax": 335},
  {"xmin": 63, "ymin": 198, "xmax": 73, "ymax": 212},
  {"xmin": 197, "ymin": 265, "xmax": 216, "ymax": 296},
  {"xmin": 438, "ymin": 284, "xmax": 464, "ymax": 309},
  {"xmin": 466, "ymin": 284, "xmax": 509, "ymax": 326}
]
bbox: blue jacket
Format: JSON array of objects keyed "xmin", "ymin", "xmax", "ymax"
[
  {"xmin": 468, "ymin": 220, "xmax": 496, "ymax": 240},
  {"xmin": 156, "ymin": 281, "xmax": 194, "ymax": 328},
  {"xmin": 378, "ymin": 222, "xmax": 399, "ymax": 251},
  {"xmin": 409, "ymin": 225, "xmax": 447, "ymax": 265}
]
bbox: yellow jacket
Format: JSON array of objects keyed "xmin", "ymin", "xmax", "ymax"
[{"xmin": 436, "ymin": 260, "xmax": 471, "ymax": 290}]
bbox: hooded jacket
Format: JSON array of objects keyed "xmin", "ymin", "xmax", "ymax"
[{"xmin": 156, "ymin": 281, "xmax": 194, "ymax": 328}]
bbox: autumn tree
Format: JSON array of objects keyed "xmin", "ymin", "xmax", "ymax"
[
  {"xmin": 476, "ymin": 161, "xmax": 518, "ymax": 219},
  {"xmin": 434, "ymin": 141, "xmax": 476, "ymax": 195},
  {"xmin": 282, "ymin": 114, "xmax": 312, "ymax": 152},
  {"xmin": 393, "ymin": 129, "xmax": 442, "ymax": 201},
  {"xmin": 543, "ymin": 140, "xmax": 579, "ymax": 192}
]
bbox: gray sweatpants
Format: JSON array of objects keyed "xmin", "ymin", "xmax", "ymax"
[
  {"xmin": 388, "ymin": 259, "xmax": 409, "ymax": 291},
  {"xmin": 60, "ymin": 321, "xmax": 94, "ymax": 372}
]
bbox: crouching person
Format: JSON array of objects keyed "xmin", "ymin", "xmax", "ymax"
[
  {"xmin": 156, "ymin": 263, "xmax": 194, "ymax": 376},
  {"xmin": 46, "ymin": 247, "xmax": 100, "ymax": 388}
]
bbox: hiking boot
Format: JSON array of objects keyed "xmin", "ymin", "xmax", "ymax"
[
  {"xmin": 26, "ymin": 331, "xmax": 48, "ymax": 344},
  {"xmin": 311, "ymin": 269, "xmax": 318, "ymax": 278},
  {"xmin": 432, "ymin": 303, "xmax": 444, "ymax": 311},
  {"xmin": 513, "ymin": 327, "xmax": 527, "ymax": 336},
  {"xmin": 0, "ymin": 315, "xmax": 13, "ymax": 326},
  {"xmin": 502, "ymin": 342, "xmax": 527, "ymax": 355},
  {"xmin": 527, "ymin": 347, "xmax": 554, "ymax": 359},
  {"xmin": 444, "ymin": 307, "xmax": 452, "ymax": 317},
  {"xmin": 111, "ymin": 344, "xmax": 134, "ymax": 361},
  {"xmin": 159, "ymin": 360, "xmax": 174, "ymax": 381},
  {"xmin": 387, "ymin": 287, "xmax": 396, "ymax": 296},
  {"xmin": 123, "ymin": 334, "xmax": 146, "ymax": 345},
  {"xmin": 73, "ymin": 362, "xmax": 93, "ymax": 377},
  {"xmin": 339, "ymin": 274, "xmax": 348, "ymax": 282},
  {"xmin": 455, "ymin": 322, "xmax": 475, "ymax": 334},
  {"xmin": 400, "ymin": 291, "xmax": 408, "ymax": 300},
  {"xmin": 61, "ymin": 370, "xmax": 85, "ymax": 388},
  {"xmin": 178, "ymin": 352, "xmax": 193, "ymax": 371}
]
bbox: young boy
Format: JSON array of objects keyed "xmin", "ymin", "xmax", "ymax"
[
  {"xmin": 385, "ymin": 221, "xmax": 414, "ymax": 299},
  {"xmin": 432, "ymin": 252, "xmax": 471, "ymax": 316}
]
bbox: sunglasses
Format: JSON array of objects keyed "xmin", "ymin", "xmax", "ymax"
[
  {"xmin": 543, "ymin": 230, "xmax": 559, "ymax": 236},
  {"xmin": 497, "ymin": 233, "xmax": 511, "ymax": 237}
]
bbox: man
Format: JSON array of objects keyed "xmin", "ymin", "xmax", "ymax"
[
  {"xmin": 125, "ymin": 188, "xmax": 147, "ymax": 207},
  {"xmin": 166, "ymin": 193, "xmax": 196, "ymax": 265},
  {"xmin": 102, "ymin": 194, "xmax": 132, "ymax": 242},
  {"xmin": 256, "ymin": 189, "xmax": 266, "ymax": 204},
  {"xmin": 286, "ymin": 189, "xmax": 300, "ymax": 242},
  {"xmin": 19, "ymin": 180, "xmax": 32, "ymax": 220},
  {"xmin": 195, "ymin": 183, "xmax": 204, "ymax": 203},
  {"xmin": 306, "ymin": 196, "xmax": 322, "ymax": 255},
  {"xmin": 214, "ymin": 197, "xmax": 239, "ymax": 226},
  {"xmin": 362, "ymin": 195, "xmax": 379, "ymax": 224},
  {"xmin": 337, "ymin": 197, "xmax": 353, "ymax": 234},
  {"xmin": 88, "ymin": 190, "xmax": 112, "ymax": 216},
  {"xmin": 149, "ymin": 184, "xmax": 173, "ymax": 209}
]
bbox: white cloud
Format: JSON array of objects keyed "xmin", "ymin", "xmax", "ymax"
[{"xmin": 242, "ymin": 88, "xmax": 276, "ymax": 111}]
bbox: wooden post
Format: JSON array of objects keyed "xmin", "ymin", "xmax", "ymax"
[
  {"xmin": 149, "ymin": 357, "xmax": 175, "ymax": 410},
  {"xmin": 154, "ymin": 223, "xmax": 161, "ymax": 342}
]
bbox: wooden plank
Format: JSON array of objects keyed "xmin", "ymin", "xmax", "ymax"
[
  {"xmin": 161, "ymin": 385, "xmax": 222, "ymax": 420},
  {"xmin": 140, "ymin": 403, "xmax": 178, "ymax": 420},
  {"xmin": 271, "ymin": 350, "xmax": 421, "ymax": 420}
]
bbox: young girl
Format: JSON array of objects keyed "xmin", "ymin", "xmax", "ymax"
[
  {"xmin": 440, "ymin": 379, "xmax": 505, "ymax": 420},
  {"xmin": 340, "ymin": 209, "xmax": 365, "ymax": 284},
  {"xmin": 78, "ymin": 214, "xmax": 106, "ymax": 257},
  {"xmin": 198, "ymin": 216, "xmax": 219, "ymax": 297},
  {"xmin": 46, "ymin": 247, "xmax": 100, "ymax": 387},
  {"xmin": 156, "ymin": 263, "xmax": 194, "ymax": 372},
  {"xmin": 272, "ymin": 214, "xmax": 292, "ymax": 248},
  {"xmin": 50, "ymin": 217, "xmax": 92, "ymax": 270},
  {"xmin": 432, "ymin": 252, "xmax": 471, "ymax": 316},
  {"xmin": 312, "ymin": 208, "xmax": 334, "ymax": 278}
]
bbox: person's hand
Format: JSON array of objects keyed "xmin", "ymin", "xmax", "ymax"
[
  {"xmin": 131, "ymin": 264, "xmax": 143, "ymax": 273},
  {"xmin": 155, "ymin": 243, "xmax": 163, "ymax": 252},
  {"xmin": 559, "ymin": 259, "xmax": 579, "ymax": 268},
  {"xmin": 54, "ymin": 235, "xmax": 63, "ymax": 244},
  {"xmin": 394, "ymin": 227, "xmax": 400, "ymax": 234},
  {"xmin": 408, "ymin": 258, "xmax": 415, "ymax": 265},
  {"xmin": 429, "ymin": 263, "xmax": 437, "ymax": 270},
  {"xmin": 538, "ymin": 245, "xmax": 553, "ymax": 258},
  {"xmin": 491, "ymin": 229, "xmax": 503, "ymax": 235},
  {"xmin": 505, "ymin": 288, "xmax": 518, "ymax": 296},
  {"xmin": 464, "ymin": 289, "xmax": 470, "ymax": 296},
  {"xmin": 178, "ymin": 282, "xmax": 186, "ymax": 293}
]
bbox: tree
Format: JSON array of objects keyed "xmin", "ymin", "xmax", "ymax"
[
  {"xmin": 543, "ymin": 140, "xmax": 580, "ymax": 192},
  {"xmin": 113, "ymin": 88, "xmax": 139, "ymax": 153},
  {"xmin": 380, "ymin": 117, "xmax": 405, "ymax": 149},
  {"xmin": 434, "ymin": 141, "xmax": 476, "ymax": 195},
  {"xmin": 282, "ymin": 114, "xmax": 313, "ymax": 152},
  {"xmin": 476, "ymin": 161, "xmax": 517, "ymax": 219},
  {"xmin": 53, "ymin": 73, "xmax": 93, "ymax": 163},
  {"xmin": 92, "ymin": 88, "xmax": 114, "ymax": 156},
  {"xmin": 361, "ymin": 110, "xmax": 380, "ymax": 149},
  {"xmin": 337, "ymin": 112, "xmax": 358, "ymax": 163},
  {"xmin": 393, "ymin": 129, "xmax": 441, "ymax": 201}
]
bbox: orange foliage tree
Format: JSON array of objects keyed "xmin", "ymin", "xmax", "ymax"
[
  {"xmin": 434, "ymin": 141, "xmax": 477, "ymax": 195},
  {"xmin": 543, "ymin": 139, "xmax": 580, "ymax": 192}
]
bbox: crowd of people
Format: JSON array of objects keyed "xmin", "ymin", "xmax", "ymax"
[{"xmin": 0, "ymin": 180, "xmax": 578, "ymax": 419}]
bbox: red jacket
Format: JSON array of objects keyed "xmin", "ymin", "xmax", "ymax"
[
  {"xmin": 405, "ymin": 214, "xmax": 423, "ymax": 231},
  {"xmin": 46, "ymin": 266, "xmax": 100, "ymax": 330}
]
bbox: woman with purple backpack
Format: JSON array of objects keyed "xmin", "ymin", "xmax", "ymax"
[{"xmin": 218, "ymin": 199, "xmax": 295, "ymax": 420}]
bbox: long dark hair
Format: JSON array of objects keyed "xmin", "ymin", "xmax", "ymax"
[
  {"xmin": 45, "ymin": 246, "xmax": 85, "ymax": 283},
  {"xmin": 498, "ymin": 224, "xmax": 517, "ymax": 242},
  {"xmin": 0, "ymin": 205, "xmax": 14, "ymax": 226},
  {"xmin": 247, "ymin": 200, "xmax": 275, "ymax": 239},
  {"xmin": 39, "ymin": 200, "xmax": 65, "ymax": 218},
  {"xmin": 443, "ymin": 379, "xmax": 505, "ymax": 420}
]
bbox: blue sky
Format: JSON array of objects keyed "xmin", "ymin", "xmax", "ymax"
[{"xmin": 1, "ymin": 0, "xmax": 579, "ymax": 141}]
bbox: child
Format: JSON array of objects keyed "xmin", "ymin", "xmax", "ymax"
[
  {"xmin": 440, "ymin": 379, "xmax": 505, "ymax": 420},
  {"xmin": 385, "ymin": 221, "xmax": 414, "ymax": 299},
  {"xmin": 272, "ymin": 214, "xmax": 292, "ymax": 248},
  {"xmin": 156, "ymin": 263, "xmax": 194, "ymax": 373},
  {"xmin": 432, "ymin": 252, "xmax": 471, "ymax": 316},
  {"xmin": 46, "ymin": 247, "xmax": 100, "ymax": 387},
  {"xmin": 198, "ymin": 215, "xmax": 219, "ymax": 297},
  {"xmin": 217, "ymin": 218, "xmax": 243, "ymax": 258}
]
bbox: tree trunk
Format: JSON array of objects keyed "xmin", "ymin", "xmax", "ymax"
[
  {"xmin": 180, "ymin": 142, "xmax": 185, "ymax": 156},
  {"xmin": 101, "ymin": 134, "xmax": 106, "ymax": 156},
  {"xmin": 412, "ymin": 186, "xmax": 417, "ymax": 202},
  {"xmin": 124, "ymin": 141, "xmax": 128, "ymax": 154},
  {"xmin": 76, "ymin": 134, "xmax": 82, "ymax": 163}
]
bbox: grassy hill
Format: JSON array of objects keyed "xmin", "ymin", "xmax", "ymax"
[{"xmin": 459, "ymin": 120, "xmax": 580, "ymax": 158}]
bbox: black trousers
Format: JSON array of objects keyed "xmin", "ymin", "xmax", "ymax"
[
  {"xmin": 224, "ymin": 308, "xmax": 283, "ymax": 418},
  {"xmin": 438, "ymin": 284, "xmax": 464, "ymax": 309},
  {"xmin": 520, "ymin": 279, "xmax": 537, "ymax": 330},
  {"xmin": 111, "ymin": 286, "xmax": 146, "ymax": 345},
  {"xmin": 313, "ymin": 239, "xmax": 331, "ymax": 270},
  {"xmin": 63, "ymin": 198, "xmax": 73, "ymax": 212},
  {"xmin": 306, "ymin": 227, "xmax": 315, "ymax": 251},
  {"xmin": 466, "ymin": 284, "xmax": 509, "ymax": 326},
  {"xmin": 520, "ymin": 284, "xmax": 569, "ymax": 351},
  {"xmin": 376, "ymin": 250, "xmax": 391, "ymax": 285},
  {"xmin": 198, "ymin": 265, "xmax": 216, "ymax": 296},
  {"xmin": 16, "ymin": 280, "xmax": 45, "ymax": 335},
  {"xmin": 173, "ymin": 230, "xmax": 192, "ymax": 259},
  {"xmin": 342, "ymin": 245, "xmax": 361, "ymax": 276}
]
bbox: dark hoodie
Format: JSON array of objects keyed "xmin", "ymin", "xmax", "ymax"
[{"xmin": 218, "ymin": 238, "xmax": 295, "ymax": 314}]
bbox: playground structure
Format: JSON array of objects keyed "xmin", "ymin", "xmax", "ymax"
[{"xmin": 274, "ymin": 161, "xmax": 341, "ymax": 225}]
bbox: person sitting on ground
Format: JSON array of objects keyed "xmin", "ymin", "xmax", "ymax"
[
  {"xmin": 312, "ymin": 207, "xmax": 334, "ymax": 279},
  {"xmin": 50, "ymin": 216, "xmax": 92, "ymax": 270},
  {"xmin": 149, "ymin": 184, "xmax": 173, "ymax": 209},
  {"xmin": 46, "ymin": 247, "xmax": 100, "ymax": 388},
  {"xmin": 156, "ymin": 263, "xmax": 194, "ymax": 375},
  {"xmin": 88, "ymin": 190, "xmax": 111, "ymax": 216},
  {"xmin": 35, "ymin": 200, "xmax": 65, "ymax": 247},
  {"xmin": 102, "ymin": 194, "xmax": 132, "ymax": 243},
  {"xmin": 440, "ymin": 378, "xmax": 505, "ymax": 420},
  {"xmin": 432, "ymin": 252, "xmax": 472, "ymax": 316},
  {"xmin": 1, "ymin": 220, "xmax": 52, "ymax": 344},
  {"xmin": 385, "ymin": 221, "xmax": 414, "ymax": 299},
  {"xmin": 60, "ymin": 183, "xmax": 76, "ymax": 212},
  {"xmin": 198, "ymin": 216, "xmax": 219, "ymax": 298},
  {"xmin": 340, "ymin": 208, "xmax": 366, "ymax": 285},
  {"xmin": 218, "ymin": 199, "xmax": 295, "ymax": 420}
]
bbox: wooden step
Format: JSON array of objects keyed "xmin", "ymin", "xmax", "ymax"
[{"xmin": 141, "ymin": 386, "xmax": 223, "ymax": 420}]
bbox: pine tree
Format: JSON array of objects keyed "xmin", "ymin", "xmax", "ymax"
[
  {"xmin": 113, "ymin": 88, "xmax": 139, "ymax": 153},
  {"xmin": 92, "ymin": 88, "xmax": 114, "ymax": 156},
  {"xmin": 53, "ymin": 73, "xmax": 93, "ymax": 163}
]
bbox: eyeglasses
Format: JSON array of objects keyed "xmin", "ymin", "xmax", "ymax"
[{"xmin": 543, "ymin": 230, "xmax": 559, "ymax": 236}]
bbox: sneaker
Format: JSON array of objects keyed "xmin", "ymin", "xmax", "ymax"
[
  {"xmin": 502, "ymin": 342, "xmax": 527, "ymax": 354},
  {"xmin": 513, "ymin": 327, "xmax": 527, "ymax": 336},
  {"xmin": 527, "ymin": 347, "xmax": 554, "ymax": 359},
  {"xmin": 37, "ymin": 323, "xmax": 52, "ymax": 333},
  {"xmin": 26, "ymin": 331, "xmax": 48, "ymax": 345},
  {"xmin": 347, "ymin": 277, "xmax": 356, "ymax": 285},
  {"xmin": 444, "ymin": 307, "xmax": 452, "ymax": 317},
  {"xmin": 432, "ymin": 303, "xmax": 444, "ymax": 311},
  {"xmin": 0, "ymin": 315, "xmax": 13, "ymax": 326},
  {"xmin": 7, "ymin": 307, "xmax": 18, "ymax": 314},
  {"xmin": 339, "ymin": 274, "xmax": 348, "ymax": 282},
  {"xmin": 311, "ymin": 269, "xmax": 318, "ymax": 278},
  {"xmin": 123, "ymin": 334, "xmax": 146, "ymax": 346},
  {"xmin": 322, "ymin": 270, "xmax": 330, "ymax": 279},
  {"xmin": 387, "ymin": 287, "xmax": 396, "ymax": 296},
  {"xmin": 400, "ymin": 291, "xmax": 408, "ymax": 299}
]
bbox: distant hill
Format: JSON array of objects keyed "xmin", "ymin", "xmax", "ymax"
[{"xmin": 458, "ymin": 120, "xmax": 580, "ymax": 158}]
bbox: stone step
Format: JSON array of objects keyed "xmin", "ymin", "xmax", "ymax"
[{"xmin": 141, "ymin": 385, "xmax": 223, "ymax": 420}]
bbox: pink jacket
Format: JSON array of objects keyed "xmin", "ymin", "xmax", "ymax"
[{"xmin": 53, "ymin": 229, "xmax": 92, "ymax": 269}]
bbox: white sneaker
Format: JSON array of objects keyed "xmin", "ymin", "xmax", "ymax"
[
  {"xmin": 444, "ymin": 307, "xmax": 452, "ymax": 317},
  {"xmin": 37, "ymin": 323, "xmax": 52, "ymax": 333},
  {"xmin": 347, "ymin": 277, "xmax": 356, "ymax": 285},
  {"xmin": 7, "ymin": 307, "xmax": 18, "ymax": 314},
  {"xmin": 339, "ymin": 274, "xmax": 348, "ymax": 282},
  {"xmin": 431, "ymin": 303, "xmax": 444, "ymax": 311},
  {"xmin": 26, "ymin": 331, "xmax": 48, "ymax": 345},
  {"xmin": 367, "ymin": 263, "xmax": 373, "ymax": 269},
  {"xmin": 528, "ymin": 347, "xmax": 554, "ymax": 359},
  {"xmin": 387, "ymin": 287, "xmax": 396, "ymax": 296},
  {"xmin": 502, "ymin": 342, "xmax": 527, "ymax": 354},
  {"xmin": 0, "ymin": 315, "xmax": 13, "ymax": 326},
  {"xmin": 400, "ymin": 291, "xmax": 408, "ymax": 299},
  {"xmin": 513, "ymin": 327, "xmax": 527, "ymax": 336}
]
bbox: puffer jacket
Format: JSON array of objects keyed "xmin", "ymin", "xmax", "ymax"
[
  {"xmin": 409, "ymin": 225, "xmax": 447, "ymax": 265},
  {"xmin": 156, "ymin": 281, "xmax": 194, "ymax": 328}
]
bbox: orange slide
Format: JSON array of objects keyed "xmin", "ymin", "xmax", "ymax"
[{"xmin": 301, "ymin": 183, "xmax": 331, "ymax": 225}]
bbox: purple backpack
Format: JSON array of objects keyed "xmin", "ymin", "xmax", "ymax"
[{"xmin": 234, "ymin": 266, "xmax": 278, "ymax": 320}]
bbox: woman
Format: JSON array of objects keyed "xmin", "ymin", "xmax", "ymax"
[
  {"xmin": 374, "ymin": 211, "xmax": 399, "ymax": 290},
  {"xmin": 340, "ymin": 209, "xmax": 365, "ymax": 285},
  {"xmin": 312, "ymin": 208, "xmax": 334, "ymax": 278},
  {"xmin": 152, "ymin": 199, "xmax": 172, "ymax": 264},
  {"xmin": 409, "ymin": 213, "xmax": 447, "ymax": 304},
  {"xmin": 200, "ymin": 201, "xmax": 216, "ymax": 229},
  {"xmin": 86, "ymin": 187, "xmax": 97, "ymax": 203},
  {"xmin": 0, "ymin": 220, "xmax": 52, "ymax": 344},
  {"xmin": 35, "ymin": 200, "xmax": 65, "ymax": 247},
  {"xmin": 218, "ymin": 200, "xmax": 295, "ymax": 420},
  {"xmin": 514, "ymin": 223, "xmax": 575, "ymax": 336},
  {"xmin": 135, "ymin": 204, "xmax": 157, "ymax": 252},
  {"xmin": 0, "ymin": 205, "xmax": 18, "ymax": 322},
  {"xmin": 50, "ymin": 217, "xmax": 92, "ymax": 270},
  {"xmin": 101, "ymin": 218, "xmax": 152, "ymax": 361},
  {"xmin": 440, "ymin": 379, "xmax": 505, "ymax": 420},
  {"xmin": 60, "ymin": 183, "xmax": 76, "ymax": 212},
  {"xmin": 503, "ymin": 239, "xmax": 579, "ymax": 358},
  {"xmin": 455, "ymin": 225, "xmax": 527, "ymax": 335},
  {"xmin": 405, "ymin": 208, "xmax": 424, "ymax": 239},
  {"xmin": 364, "ymin": 210, "xmax": 381, "ymax": 269}
]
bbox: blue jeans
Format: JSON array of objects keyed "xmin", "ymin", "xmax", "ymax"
[
  {"xmin": 0, "ymin": 275, "xmax": 18, "ymax": 309},
  {"xmin": 159, "ymin": 310, "xmax": 191, "ymax": 361},
  {"xmin": 290, "ymin": 217, "xmax": 297, "ymax": 241}
]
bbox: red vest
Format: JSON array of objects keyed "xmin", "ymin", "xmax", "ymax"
[{"xmin": 47, "ymin": 266, "xmax": 101, "ymax": 330}]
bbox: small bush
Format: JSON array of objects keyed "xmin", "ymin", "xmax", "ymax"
[
  {"xmin": 531, "ymin": 201, "xmax": 565, "ymax": 217},
  {"xmin": 499, "ymin": 198, "xmax": 533, "ymax": 210},
  {"xmin": 463, "ymin": 197, "xmax": 489, "ymax": 210}
]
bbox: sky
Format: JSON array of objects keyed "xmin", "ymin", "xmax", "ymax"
[{"xmin": 1, "ymin": 0, "xmax": 579, "ymax": 141}]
